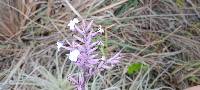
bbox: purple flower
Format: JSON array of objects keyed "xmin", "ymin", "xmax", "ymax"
[{"xmin": 57, "ymin": 18, "xmax": 121, "ymax": 90}]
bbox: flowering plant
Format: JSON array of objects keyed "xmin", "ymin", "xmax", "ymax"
[{"xmin": 57, "ymin": 18, "xmax": 121, "ymax": 90}]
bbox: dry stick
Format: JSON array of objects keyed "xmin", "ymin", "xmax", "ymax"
[
  {"xmin": 105, "ymin": 24, "xmax": 115, "ymax": 55},
  {"xmin": 91, "ymin": 0, "xmax": 128, "ymax": 15},
  {"xmin": 3, "ymin": 47, "xmax": 31, "ymax": 85},
  {"xmin": 47, "ymin": 0, "xmax": 53, "ymax": 17},
  {"xmin": 64, "ymin": 0, "xmax": 83, "ymax": 20}
]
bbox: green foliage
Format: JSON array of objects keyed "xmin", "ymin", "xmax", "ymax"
[
  {"xmin": 96, "ymin": 19, "xmax": 113, "ymax": 25},
  {"xmin": 188, "ymin": 76, "xmax": 199, "ymax": 83},
  {"xmin": 0, "ymin": 44, "xmax": 7, "ymax": 49},
  {"xmin": 19, "ymin": 66, "xmax": 73, "ymax": 90},
  {"xmin": 92, "ymin": 35, "xmax": 107, "ymax": 56},
  {"xmin": 176, "ymin": 0, "xmax": 184, "ymax": 8},
  {"xmin": 114, "ymin": 0, "xmax": 138, "ymax": 16},
  {"xmin": 127, "ymin": 62, "xmax": 148, "ymax": 75}
]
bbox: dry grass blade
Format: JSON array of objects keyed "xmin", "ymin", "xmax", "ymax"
[
  {"xmin": 91, "ymin": 0, "xmax": 128, "ymax": 15},
  {"xmin": 0, "ymin": 0, "xmax": 22, "ymax": 41},
  {"xmin": 3, "ymin": 47, "xmax": 31, "ymax": 85},
  {"xmin": 64, "ymin": 0, "xmax": 83, "ymax": 19}
]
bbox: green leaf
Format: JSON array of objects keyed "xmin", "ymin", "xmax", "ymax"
[{"xmin": 127, "ymin": 63, "xmax": 147, "ymax": 75}]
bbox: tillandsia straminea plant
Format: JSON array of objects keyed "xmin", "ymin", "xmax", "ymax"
[{"xmin": 56, "ymin": 18, "xmax": 121, "ymax": 90}]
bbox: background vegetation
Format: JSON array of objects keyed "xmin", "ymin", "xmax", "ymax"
[{"xmin": 0, "ymin": 0, "xmax": 200, "ymax": 90}]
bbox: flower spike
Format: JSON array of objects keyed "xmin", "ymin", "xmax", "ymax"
[{"xmin": 57, "ymin": 19, "xmax": 121, "ymax": 90}]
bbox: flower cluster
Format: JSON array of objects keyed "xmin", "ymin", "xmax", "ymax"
[{"xmin": 57, "ymin": 18, "xmax": 121, "ymax": 90}]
